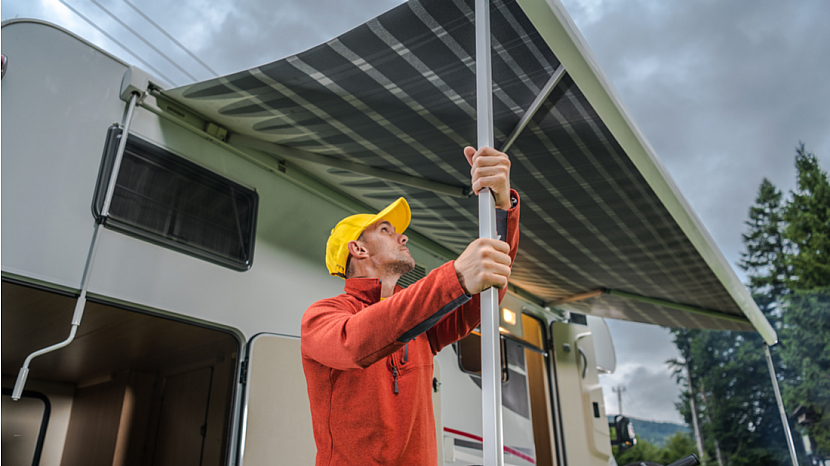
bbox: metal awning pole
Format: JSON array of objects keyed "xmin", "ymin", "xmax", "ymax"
[
  {"xmin": 475, "ymin": 1, "xmax": 504, "ymax": 465},
  {"xmin": 11, "ymin": 92, "xmax": 141, "ymax": 400},
  {"xmin": 764, "ymin": 343, "xmax": 799, "ymax": 466}
]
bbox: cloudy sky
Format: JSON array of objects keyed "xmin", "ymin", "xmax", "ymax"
[{"xmin": 3, "ymin": 0, "xmax": 828, "ymax": 424}]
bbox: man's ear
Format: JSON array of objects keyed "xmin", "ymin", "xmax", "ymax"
[{"xmin": 347, "ymin": 240, "xmax": 369, "ymax": 259}]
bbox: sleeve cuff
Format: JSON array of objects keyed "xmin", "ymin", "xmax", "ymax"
[{"xmin": 496, "ymin": 191, "xmax": 518, "ymax": 240}]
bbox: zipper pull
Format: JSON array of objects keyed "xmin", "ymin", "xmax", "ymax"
[
  {"xmin": 404, "ymin": 344, "xmax": 408, "ymax": 363},
  {"xmin": 392, "ymin": 366, "xmax": 399, "ymax": 394}
]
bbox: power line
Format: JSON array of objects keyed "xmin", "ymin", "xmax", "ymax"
[
  {"xmin": 57, "ymin": 0, "xmax": 177, "ymax": 85},
  {"xmin": 122, "ymin": 0, "xmax": 218, "ymax": 77},
  {"xmin": 89, "ymin": 0, "xmax": 197, "ymax": 82}
]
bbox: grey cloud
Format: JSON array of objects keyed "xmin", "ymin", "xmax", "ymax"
[
  {"xmin": 569, "ymin": 0, "xmax": 829, "ymax": 424},
  {"xmin": 2, "ymin": 0, "xmax": 406, "ymax": 85},
  {"xmin": 153, "ymin": 0, "xmax": 407, "ymax": 78},
  {"xmin": 599, "ymin": 319, "xmax": 684, "ymax": 422},
  {"xmin": 601, "ymin": 363, "xmax": 685, "ymax": 423},
  {"xmin": 605, "ymin": 319, "xmax": 681, "ymax": 369},
  {"xmin": 562, "ymin": 0, "xmax": 830, "ymax": 277}
]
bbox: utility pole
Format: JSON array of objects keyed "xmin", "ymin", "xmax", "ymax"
[
  {"xmin": 612, "ymin": 385, "xmax": 626, "ymax": 415},
  {"xmin": 686, "ymin": 361, "xmax": 705, "ymax": 464},
  {"xmin": 699, "ymin": 381, "xmax": 724, "ymax": 466}
]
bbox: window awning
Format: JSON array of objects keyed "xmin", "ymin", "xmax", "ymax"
[{"xmin": 164, "ymin": 0, "xmax": 777, "ymax": 344}]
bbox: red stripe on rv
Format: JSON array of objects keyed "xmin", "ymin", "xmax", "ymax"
[{"xmin": 443, "ymin": 427, "xmax": 536, "ymax": 464}]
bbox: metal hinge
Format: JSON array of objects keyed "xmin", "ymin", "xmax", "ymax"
[{"xmin": 239, "ymin": 360, "xmax": 248, "ymax": 384}]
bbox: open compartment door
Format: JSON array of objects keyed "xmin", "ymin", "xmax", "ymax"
[
  {"xmin": 551, "ymin": 321, "xmax": 612, "ymax": 466},
  {"xmin": 237, "ymin": 333, "xmax": 315, "ymax": 465}
]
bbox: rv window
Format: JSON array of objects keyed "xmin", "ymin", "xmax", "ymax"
[
  {"xmin": 455, "ymin": 334, "xmax": 531, "ymax": 419},
  {"xmin": 455, "ymin": 331, "xmax": 508, "ymax": 382},
  {"xmin": 93, "ymin": 127, "xmax": 258, "ymax": 271},
  {"xmin": 1, "ymin": 389, "xmax": 50, "ymax": 466}
]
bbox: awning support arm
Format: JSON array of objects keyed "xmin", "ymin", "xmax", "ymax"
[
  {"xmin": 475, "ymin": 0, "xmax": 504, "ymax": 465},
  {"xmin": 229, "ymin": 134, "xmax": 471, "ymax": 198},
  {"xmin": 499, "ymin": 64, "xmax": 566, "ymax": 153},
  {"xmin": 11, "ymin": 91, "xmax": 141, "ymax": 400},
  {"xmin": 764, "ymin": 343, "xmax": 799, "ymax": 466}
]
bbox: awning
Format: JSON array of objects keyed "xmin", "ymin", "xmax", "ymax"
[{"xmin": 164, "ymin": 0, "xmax": 776, "ymax": 344}]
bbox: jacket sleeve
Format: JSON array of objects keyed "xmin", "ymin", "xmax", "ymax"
[
  {"xmin": 427, "ymin": 191, "xmax": 520, "ymax": 354},
  {"xmin": 301, "ymin": 263, "xmax": 472, "ymax": 371}
]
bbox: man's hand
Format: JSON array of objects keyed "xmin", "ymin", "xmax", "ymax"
[
  {"xmin": 454, "ymin": 238, "xmax": 512, "ymax": 295},
  {"xmin": 464, "ymin": 146, "xmax": 512, "ymax": 210}
]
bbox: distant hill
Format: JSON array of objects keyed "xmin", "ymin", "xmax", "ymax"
[{"xmin": 608, "ymin": 416, "xmax": 690, "ymax": 447}]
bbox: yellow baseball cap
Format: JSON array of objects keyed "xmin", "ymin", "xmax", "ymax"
[{"xmin": 326, "ymin": 197, "xmax": 411, "ymax": 277}]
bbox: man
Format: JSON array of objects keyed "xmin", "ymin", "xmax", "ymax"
[{"xmin": 301, "ymin": 146, "xmax": 520, "ymax": 465}]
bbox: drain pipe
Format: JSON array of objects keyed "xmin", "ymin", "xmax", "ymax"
[
  {"xmin": 764, "ymin": 343, "xmax": 799, "ymax": 466},
  {"xmin": 12, "ymin": 67, "xmax": 148, "ymax": 400}
]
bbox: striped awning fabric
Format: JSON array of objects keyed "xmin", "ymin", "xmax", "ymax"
[{"xmin": 165, "ymin": 0, "xmax": 775, "ymax": 339}]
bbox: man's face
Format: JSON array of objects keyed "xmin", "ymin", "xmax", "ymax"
[{"xmin": 360, "ymin": 220, "xmax": 415, "ymax": 276}]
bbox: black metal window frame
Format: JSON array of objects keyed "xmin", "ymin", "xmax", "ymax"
[
  {"xmin": 1, "ymin": 388, "xmax": 51, "ymax": 466},
  {"xmin": 92, "ymin": 126, "xmax": 259, "ymax": 271}
]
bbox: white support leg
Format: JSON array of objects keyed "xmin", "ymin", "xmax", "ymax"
[
  {"xmin": 475, "ymin": 0, "xmax": 504, "ymax": 465},
  {"xmin": 764, "ymin": 343, "xmax": 799, "ymax": 466}
]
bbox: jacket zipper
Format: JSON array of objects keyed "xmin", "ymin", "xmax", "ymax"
[{"xmin": 390, "ymin": 353, "xmax": 399, "ymax": 395}]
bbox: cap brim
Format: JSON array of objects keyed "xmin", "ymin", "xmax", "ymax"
[{"xmin": 365, "ymin": 197, "xmax": 410, "ymax": 235}]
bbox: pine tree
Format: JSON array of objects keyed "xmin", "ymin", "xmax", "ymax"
[
  {"xmin": 780, "ymin": 288, "xmax": 830, "ymax": 455},
  {"xmin": 778, "ymin": 144, "xmax": 830, "ymax": 458},
  {"xmin": 783, "ymin": 143, "xmax": 830, "ymax": 290},
  {"xmin": 739, "ymin": 178, "xmax": 789, "ymax": 311},
  {"xmin": 669, "ymin": 144, "xmax": 829, "ymax": 465}
]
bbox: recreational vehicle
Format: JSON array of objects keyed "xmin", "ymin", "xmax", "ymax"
[{"xmin": 1, "ymin": 0, "xmax": 778, "ymax": 465}]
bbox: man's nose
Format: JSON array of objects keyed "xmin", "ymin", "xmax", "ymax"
[{"xmin": 399, "ymin": 234, "xmax": 408, "ymax": 245}]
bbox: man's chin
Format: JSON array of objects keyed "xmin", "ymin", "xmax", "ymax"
[{"xmin": 388, "ymin": 258, "xmax": 416, "ymax": 277}]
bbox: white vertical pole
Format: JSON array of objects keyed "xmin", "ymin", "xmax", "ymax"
[
  {"xmin": 764, "ymin": 343, "xmax": 799, "ymax": 466},
  {"xmin": 475, "ymin": 1, "xmax": 503, "ymax": 465}
]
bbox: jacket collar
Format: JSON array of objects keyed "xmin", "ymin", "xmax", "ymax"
[{"xmin": 344, "ymin": 277, "xmax": 403, "ymax": 304}]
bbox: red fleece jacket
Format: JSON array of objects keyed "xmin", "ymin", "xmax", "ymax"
[{"xmin": 301, "ymin": 193, "xmax": 519, "ymax": 466}]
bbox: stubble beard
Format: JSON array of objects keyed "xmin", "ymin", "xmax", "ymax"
[{"xmin": 386, "ymin": 255, "xmax": 416, "ymax": 277}]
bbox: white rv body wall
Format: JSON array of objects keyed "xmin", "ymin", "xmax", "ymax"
[{"xmin": 2, "ymin": 20, "xmax": 616, "ymax": 466}]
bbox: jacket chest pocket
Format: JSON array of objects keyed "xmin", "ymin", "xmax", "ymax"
[{"xmin": 395, "ymin": 337, "xmax": 432, "ymax": 374}]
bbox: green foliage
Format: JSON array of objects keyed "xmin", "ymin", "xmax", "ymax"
[
  {"xmin": 783, "ymin": 143, "xmax": 830, "ymax": 290},
  {"xmin": 613, "ymin": 433, "xmax": 698, "ymax": 466},
  {"xmin": 614, "ymin": 436, "xmax": 665, "ymax": 465},
  {"xmin": 662, "ymin": 432, "xmax": 700, "ymax": 464},
  {"xmin": 670, "ymin": 327, "xmax": 790, "ymax": 466},
  {"xmin": 739, "ymin": 178, "xmax": 789, "ymax": 300},
  {"xmin": 780, "ymin": 288, "xmax": 830, "ymax": 453},
  {"xmin": 608, "ymin": 416, "xmax": 691, "ymax": 447},
  {"xmin": 668, "ymin": 143, "xmax": 830, "ymax": 466},
  {"xmin": 633, "ymin": 419, "xmax": 691, "ymax": 447}
]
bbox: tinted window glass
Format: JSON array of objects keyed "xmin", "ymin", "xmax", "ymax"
[{"xmin": 93, "ymin": 127, "xmax": 258, "ymax": 271}]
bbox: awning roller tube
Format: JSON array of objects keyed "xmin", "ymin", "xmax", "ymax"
[
  {"xmin": 229, "ymin": 134, "xmax": 471, "ymax": 198},
  {"xmin": 550, "ymin": 288, "xmax": 753, "ymax": 326}
]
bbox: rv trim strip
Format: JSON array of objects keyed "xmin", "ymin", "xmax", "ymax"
[{"xmin": 444, "ymin": 427, "xmax": 536, "ymax": 464}]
